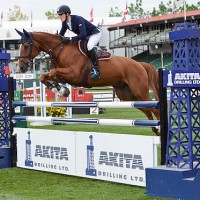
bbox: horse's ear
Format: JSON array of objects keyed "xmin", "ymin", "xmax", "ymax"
[
  {"xmin": 23, "ymin": 29, "xmax": 31, "ymax": 38},
  {"xmin": 15, "ymin": 29, "xmax": 23, "ymax": 36}
]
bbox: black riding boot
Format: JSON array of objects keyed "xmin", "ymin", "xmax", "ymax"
[{"xmin": 89, "ymin": 47, "xmax": 100, "ymax": 78}]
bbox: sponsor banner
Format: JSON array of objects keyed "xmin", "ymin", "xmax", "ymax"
[
  {"xmin": 15, "ymin": 128, "xmax": 159, "ymax": 187},
  {"xmin": 16, "ymin": 128, "xmax": 76, "ymax": 175},
  {"xmin": 12, "ymin": 74, "xmax": 35, "ymax": 80},
  {"xmin": 163, "ymin": 70, "xmax": 200, "ymax": 88},
  {"xmin": 12, "ymin": 74, "xmax": 41, "ymax": 80},
  {"xmin": 75, "ymin": 132, "xmax": 158, "ymax": 187}
]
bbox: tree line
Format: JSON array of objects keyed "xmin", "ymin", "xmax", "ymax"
[
  {"xmin": 109, "ymin": 0, "xmax": 200, "ymax": 18},
  {"xmin": 6, "ymin": 1, "xmax": 200, "ymax": 21}
]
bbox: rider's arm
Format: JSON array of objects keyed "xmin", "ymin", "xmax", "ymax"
[
  {"xmin": 59, "ymin": 21, "xmax": 68, "ymax": 36},
  {"xmin": 71, "ymin": 18, "xmax": 87, "ymax": 42}
]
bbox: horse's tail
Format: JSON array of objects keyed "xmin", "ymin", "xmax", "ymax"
[{"xmin": 139, "ymin": 62, "xmax": 159, "ymax": 100}]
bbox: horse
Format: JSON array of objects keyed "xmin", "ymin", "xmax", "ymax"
[{"xmin": 16, "ymin": 29, "xmax": 160, "ymax": 136}]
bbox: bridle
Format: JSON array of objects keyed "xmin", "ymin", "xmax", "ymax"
[
  {"xmin": 19, "ymin": 36, "xmax": 64, "ymax": 69},
  {"xmin": 18, "ymin": 42, "xmax": 34, "ymax": 68}
]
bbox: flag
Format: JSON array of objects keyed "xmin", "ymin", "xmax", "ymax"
[
  {"xmin": 30, "ymin": 11, "xmax": 33, "ymax": 27},
  {"xmin": 121, "ymin": 15, "xmax": 126, "ymax": 23},
  {"xmin": 0, "ymin": 11, "xmax": 3, "ymax": 26},
  {"xmin": 89, "ymin": 7, "xmax": 93, "ymax": 23},
  {"xmin": 123, "ymin": 2, "xmax": 128, "ymax": 15},
  {"xmin": 174, "ymin": 0, "xmax": 184, "ymax": 8},
  {"xmin": 121, "ymin": 2, "xmax": 128, "ymax": 23}
]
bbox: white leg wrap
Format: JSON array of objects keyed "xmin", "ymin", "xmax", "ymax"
[
  {"xmin": 51, "ymin": 88, "xmax": 58, "ymax": 93},
  {"xmin": 58, "ymin": 87, "xmax": 67, "ymax": 96}
]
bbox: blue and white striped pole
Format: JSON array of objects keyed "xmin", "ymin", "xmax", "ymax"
[
  {"xmin": 13, "ymin": 101, "xmax": 159, "ymax": 109},
  {"xmin": 12, "ymin": 116, "xmax": 160, "ymax": 127}
]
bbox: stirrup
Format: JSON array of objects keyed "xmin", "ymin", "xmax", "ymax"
[{"xmin": 91, "ymin": 68, "xmax": 99, "ymax": 79}]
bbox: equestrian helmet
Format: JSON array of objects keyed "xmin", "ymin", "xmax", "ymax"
[{"xmin": 57, "ymin": 5, "xmax": 71, "ymax": 15}]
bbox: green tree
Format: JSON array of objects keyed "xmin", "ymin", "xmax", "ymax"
[
  {"xmin": 127, "ymin": 0, "xmax": 144, "ymax": 19},
  {"xmin": 135, "ymin": 0, "xmax": 144, "ymax": 18},
  {"xmin": 197, "ymin": 1, "xmax": 200, "ymax": 8},
  {"xmin": 151, "ymin": 7, "xmax": 159, "ymax": 17},
  {"xmin": 128, "ymin": 3, "xmax": 135, "ymax": 19},
  {"xmin": 109, "ymin": 6, "xmax": 122, "ymax": 17},
  {"xmin": 158, "ymin": 1, "xmax": 168, "ymax": 15},
  {"xmin": 45, "ymin": 10, "xmax": 59, "ymax": 20},
  {"xmin": 7, "ymin": 5, "xmax": 28, "ymax": 21},
  {"xmin": 109, "ymin": 0, "xmax": 200, "ymax": 18}
]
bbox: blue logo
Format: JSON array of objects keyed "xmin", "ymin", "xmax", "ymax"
[
  {"xmin": 85, "ymin": 135, "xmax": 97, "ymax": 176},
  {"xmin": 25, "ymin": 131, "xmax": 33, "ymax": 167}
]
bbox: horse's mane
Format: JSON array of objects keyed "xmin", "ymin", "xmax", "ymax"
[
  {"xmin": 32, "ymin": 31, "xmax": 61, "ymax": 40},
  {"xmin": 31, "ymin": 31, "xmax": 78, "ymax": 48}
]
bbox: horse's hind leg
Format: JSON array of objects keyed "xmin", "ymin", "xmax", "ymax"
[
  {"xmin": 114, "ymin": 85, "xmax": 160, "ymax": 136},
  {"xmin": 137, "ymin": 108, "xmax": 160, "ymax": 136}
]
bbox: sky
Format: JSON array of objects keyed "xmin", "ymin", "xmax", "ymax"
[{"xmin": 0, "ymin": 0, "xmax": 199, "ymax": 21}]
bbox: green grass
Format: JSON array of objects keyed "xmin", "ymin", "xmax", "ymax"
[
  {"xmin": 0, "ymin": 168, "xmax": 166, "ymax": 200},
  {"xmin": 0, "ymin": 108, "xmax": 169, "ymax": 200}
]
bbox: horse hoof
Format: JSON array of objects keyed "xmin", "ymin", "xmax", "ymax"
[
  {"xmin": 152, "ymin": 126, "xmax": 160, "ymax": 136},
  {"xmin": 59, "ymin": 87, "xmax": 70, "ymax": 97}
]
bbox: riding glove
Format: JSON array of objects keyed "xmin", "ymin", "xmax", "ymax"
[{"xmin": 62, "ymin": 37, "xmax": 72, "ymax": 43}]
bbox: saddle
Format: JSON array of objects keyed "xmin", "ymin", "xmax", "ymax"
[
  {"xmin": 77, "ymin": 39, "xmax": 112, "ymax": 87},
  {"xmin": 78, "ymin": 39, "xmax": 111, "ymax": 60}
]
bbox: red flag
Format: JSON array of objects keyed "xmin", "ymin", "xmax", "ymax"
[
  {"xmin": 89, "ymin": 8, "xmax": 93, "ymax": 23},
  {"xmin": 121, "ymin": 2, "xmax": 128, "ymax": 23},
  {"xmin": 124, "ymin": 2, "xmax": 128, "ymax": 15},
  {"xmin": 121, "ymin": 15, "xmax": 126, "ymax": 23}
]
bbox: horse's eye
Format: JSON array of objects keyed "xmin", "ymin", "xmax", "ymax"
[{"xmin": 23, "ymin": 44, "xmax": 29, "ymax": 49}]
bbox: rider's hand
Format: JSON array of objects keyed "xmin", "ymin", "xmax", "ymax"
[{"xmin": 62, "ymin": 37, "xmax": 72, "ymax": 43}]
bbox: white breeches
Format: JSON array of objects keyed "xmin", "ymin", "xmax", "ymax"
[{"xmin": 87, "ymin": 31, "xmax": 101, "ymax": 51}]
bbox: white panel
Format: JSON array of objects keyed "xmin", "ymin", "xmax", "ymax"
[
  {"xmin": 75, "ymin": 132, "xmax": 157, "ymax": 187},
  {"xmin": 16, "ymin": 128, "xmax": 76, "ymax": 175},
  {"xmin": 15, "ymin": 128, "xmax": 160, "ymax": 187}
]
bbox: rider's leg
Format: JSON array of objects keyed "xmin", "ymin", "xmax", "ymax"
[
  {"xmin": 89, "ymin": 47, "xmax": 99, "ymax": 78},
  {"xmin": 87, "ymin": 32, "xmax": 101, "ymax": 78}
]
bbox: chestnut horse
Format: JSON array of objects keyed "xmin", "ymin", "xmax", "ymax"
[{"xmin": 16, "ymin": 29, "xmax": 160, "ymax": 135}]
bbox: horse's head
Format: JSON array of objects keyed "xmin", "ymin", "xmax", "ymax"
[{"xmin": 16, "ymin": 29, "xmax": 40, "ymax": 73}]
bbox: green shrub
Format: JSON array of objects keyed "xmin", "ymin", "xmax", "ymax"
[{"xmin": 37, "ymin": 107, "xmax": 67, "ymax": 117}]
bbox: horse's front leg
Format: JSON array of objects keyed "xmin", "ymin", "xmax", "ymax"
[
  {"xmin": 49, "ymin": 67, "xmax": 75, "ymax": 83},
  {"xmin": 40, "ymin": 73, "xmax": 59, "ymax": 94},
  {"xmin": 40, "ymin": 73, "xmax": 53, "ymax": 89},
  {"xmin": 49, "ymin": 69, "xmax": 70, "ymax": 97}
]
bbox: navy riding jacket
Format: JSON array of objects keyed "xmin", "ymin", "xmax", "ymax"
[{"xmin": 59, "ymin": 15, "xmax": 100, "ymax": 42}]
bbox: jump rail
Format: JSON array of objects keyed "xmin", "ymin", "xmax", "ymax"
[
  {"xmin": 12, "ymin": 116, "xmax": 160, "ymax": 127},
  {"xmin": 13, "ymin": 101, "xmax": 159, "ymax": 108}
]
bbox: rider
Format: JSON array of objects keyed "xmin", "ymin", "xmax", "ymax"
[{"xmin": 57, "ymin": 5, "xmax": 101, "ymax": 78}]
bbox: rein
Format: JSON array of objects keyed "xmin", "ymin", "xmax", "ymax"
[
  {"xmin": 19, "ymin": 39, "xmax": 64, "ymax": 69},
  {"xmin": 48, "ymin": 43, "xmax": 64, "ymax": 69}
]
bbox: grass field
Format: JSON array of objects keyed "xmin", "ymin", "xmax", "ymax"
[{"xmin": 0, "ymin": 108, "xmax": 170, "ymax": 200}]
